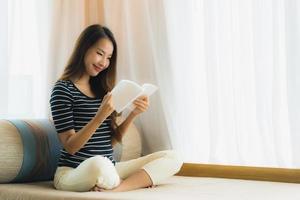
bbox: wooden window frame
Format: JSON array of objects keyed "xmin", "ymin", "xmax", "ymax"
[{"xmin": 176, "ymin": 163, "xmax": 300, "ymax": 183}]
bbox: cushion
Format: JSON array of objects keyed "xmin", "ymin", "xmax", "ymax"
[
  {"xmin": 2, "ymin": 176, "xmax": 300, "ymax": 200},
  {"xmin": 113, "ymin": 116, "xmax": 142, "ymax": 162},
  {"xmin": 0, "ymin": 119, "xmax": 61, "ymax": 183},
  {"xmin": 0, "ymin": 117, "xmax": 141, "ymax": 183}
]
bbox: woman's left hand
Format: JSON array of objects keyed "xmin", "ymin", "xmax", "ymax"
[{"xmin": 131, "ymin": 95, "xmax": 149, "ymax": 116}]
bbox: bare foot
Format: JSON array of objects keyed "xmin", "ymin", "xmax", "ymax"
[
  {"xmin": 93, "ymin": 169, "xmax": 154, "ymax": 192},
  {"xmin": 90, "ymin": 185, "xmax": 104, "ymax": 192},
  {"xmin": 90, "ymin": 179, "xmax": 123, "ymax": 192},
  {"xmin": 99, "ymin": 184, "xmax": 157, "ymax": 192},
  {"xmin": 147, "ymin": 185, "xmax": 157, "ymax": 188}
]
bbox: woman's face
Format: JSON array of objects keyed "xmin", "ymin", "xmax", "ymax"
[{"xmin": 84, "ymin": 38, "xmax": 114, "ymax": 77}]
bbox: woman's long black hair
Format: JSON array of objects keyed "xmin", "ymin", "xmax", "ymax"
[
  {"xmin": 60, "ymin": 24, "xmax": 117, "ymax": 97},
  {"xmin": 59, "ymin": 24, "xmax": 120, "ymax": 141}
]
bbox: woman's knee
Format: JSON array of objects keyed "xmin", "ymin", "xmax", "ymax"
[
  {"xmin": 85, "ymin": 155, "xmax": 114, "ymax": 175},
  {"xmin": 85, "ymin": 156, "xmax": 120, "ymax": 189},
  {"xmin": 141, "ymin": 150, "xmax": 183, "ymax": 185},
  {"xmin": 155, "ymin": 150, "xmax": 184, "ymax": 172},
  {"xmin": 165, "ymin": 150, "xmax": 183, "ymax": 171}
]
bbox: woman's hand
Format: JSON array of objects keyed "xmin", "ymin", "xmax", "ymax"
[
  {"xmin": 131, "ymin": 95, "xmax": 149, "ymax": 116},
  {"xmin": 96, "ymin": 92, "xmax": 115, "ymax": 120}
]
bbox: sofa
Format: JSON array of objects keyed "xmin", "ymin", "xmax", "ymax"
[
  {"xmin": 0, "ymin": 118, "xmax": 145, "ymax": 199},
  {"xmin": 1, "ymin": 119, "xmax": 300, "ymax": 200}
]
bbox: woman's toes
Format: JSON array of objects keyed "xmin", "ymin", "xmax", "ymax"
[
  {"xmin": 147, "ymin": 185, "xmax": 157, "ymax": 188},
  {"xmin": 90, "ymin": 185, "xmax": 104, "ymax": 192}
]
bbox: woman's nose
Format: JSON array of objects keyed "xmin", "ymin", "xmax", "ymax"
[{"xmin": 99, "ymin": 58, "xmax": 106, "ymax": 67}]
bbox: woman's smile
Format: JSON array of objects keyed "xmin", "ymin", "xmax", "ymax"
[{"xmin": 93, "ymin": 64, "xmax": 103, "ymax": 72}]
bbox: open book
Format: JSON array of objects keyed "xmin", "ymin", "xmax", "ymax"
[{"xmin": 111, "ymin": 80, "xmax": 158, "ymax": 113}]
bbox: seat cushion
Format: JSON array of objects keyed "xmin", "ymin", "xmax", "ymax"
[{"xmin": 1, "ymin": 176, "xmax": 300, "ymax": 200}]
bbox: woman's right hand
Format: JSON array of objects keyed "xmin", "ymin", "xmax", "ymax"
[{"xmin": 96, "ymin": 92, "xmax": 115, "ymax": 120}]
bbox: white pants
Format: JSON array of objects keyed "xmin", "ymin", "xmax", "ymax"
[{"xmin": 54, "ymin": 150, "xmax": 183, "ymax": 192}]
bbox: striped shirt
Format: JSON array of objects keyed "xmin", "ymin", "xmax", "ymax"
[{"xmin": 50, "ymin": 80, "xmax": 115, "ymax": 168}]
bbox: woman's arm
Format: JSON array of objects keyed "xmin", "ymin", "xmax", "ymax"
[
  {"xmin": 112, "ymin": 112, "xmax": 138, "ymax": 146},
  {"xmin": 112, "ymin": 95, "xmax": 149, "ymax": 147},
  {"xmin": 59, "ymin": 93, "xmax": 114, "ymax": 155},
  {"xmin": 59, "ymin": 114, "xmax": 107, "ymax": 155}
]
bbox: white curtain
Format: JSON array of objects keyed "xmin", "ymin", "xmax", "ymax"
[
  {"xmin": 2, "ymin": 0, "xmax": 300, "ymax": 167},
  {"xmin": 1, "ymin": 0, "xmax": 54, "ymax": 119},
  {"xmin": 0, "ymin": 0, "xmax": 9, "ymax": 116},
  {"xmin": 103, "ymin": 0, "xmax": 300, "ymax": 168},
  {"xmin": 103, "ymin": 0, "xmax": 173, "ymax": 155},
  {"xmin": 1, "ymin": 0, "xmax": 104, "ymax": 119}
]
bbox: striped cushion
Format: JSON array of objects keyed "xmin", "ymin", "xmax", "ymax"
[
  {"xmin": 0, "ymin": 118, "xmax": 141, "ymax": 183},
  {"xmin": 0, "ymin": 119, "xmax": 61, "ymax": 183}
]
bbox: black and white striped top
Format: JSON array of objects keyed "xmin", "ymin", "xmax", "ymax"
[{"xmin": 50, "ymin": 80, "xmax": 115, "ymax": 168}]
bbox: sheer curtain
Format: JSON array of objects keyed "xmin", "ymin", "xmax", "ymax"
[
  {"xmin": 48, "ymin": 0, "xmax": 106, "ymax": 110},
  {"xmin": 1, "ymin": 0, "xmax": 54, "ymax": 119},
  {"xmin": 0, "ymin": 0, "xmax": 9, "ymax": 117},
  {"xmin": 1, "ymin": 0, "xmax": 106, "ymax": 119},
  {"xmin": 2, "ymin": 0, "xmax": 300, "ymax": 168},
  {"xmin": 162, "ymin": 0, "xmax": 294, "ymax": 167},
  {"xmin": 103, "ymin": 0, "xmax": 174, "ymax": 154},
  {"xmin": 103, "ymin": 0, "xmax": 300, "ymax": 167}
]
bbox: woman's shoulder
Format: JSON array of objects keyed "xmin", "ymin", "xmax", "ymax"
[
  {"xmin": 51, "ymin": 80, "xmax": 74, "ymax": 95},
  {"xmin": 53, "ymin": 79, "xmax": 73, "ymax": 89}
]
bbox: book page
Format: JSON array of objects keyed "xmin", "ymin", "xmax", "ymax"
[
  {"xmin": 141, "ymin": 83, "xmax": 158, "ymax": 96},
  {"xmin": 127, "ymin": 83, "xmax": 158, "ymax": 111},
  {"xmin": 111, "ymin": 80, "xmax": 143, "ymax": 113}
]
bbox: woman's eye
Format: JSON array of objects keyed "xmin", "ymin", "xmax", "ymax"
[{"xmin": 97, "ymin": 52, "xmax": 103, "ymax": 56}]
